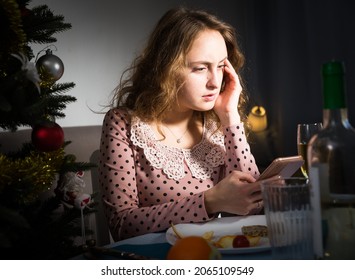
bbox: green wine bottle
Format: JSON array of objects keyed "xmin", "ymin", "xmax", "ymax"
[{"xmin": 308, "ymin": 61, "xmax": 355, "ymax": 259}]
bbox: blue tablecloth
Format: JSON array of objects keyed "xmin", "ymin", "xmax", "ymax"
[
  {"xmin": 113, "ymin": 243, "xmax": 171, "ymax": 259},
  {"xmin": 112, "ymin": 242, "xmax": 272, "ymax": 260},
  {"xmin": 75, "ymin": 231, "xmax": 273, "ymax": 260}
]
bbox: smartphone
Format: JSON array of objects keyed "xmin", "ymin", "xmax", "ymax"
[{"xmin": 257, "ymin": 155, "xmax": 304, "ymax": 181}]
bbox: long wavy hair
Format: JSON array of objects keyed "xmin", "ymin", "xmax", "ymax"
[{"xmin": 113, "ymin": 7, "xmax": 249, "ymax": 127}]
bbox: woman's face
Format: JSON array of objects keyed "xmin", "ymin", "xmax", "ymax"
[{"xmin": 177, "ymin": 29, "xmax": 228, "ymax": 112}]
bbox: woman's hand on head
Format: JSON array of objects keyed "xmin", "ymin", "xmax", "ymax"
[
  {"xmin": 204, "ymin": 170, "xmax": 263, "ymax": 215},
  {"xmin": 213, "ymin": 59, "xmax": 242, "ymax": 126}
]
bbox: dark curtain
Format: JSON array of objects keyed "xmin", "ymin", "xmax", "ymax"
[{"xmin": 240, "ymin": 0, "xmax": 355, "ymax": 162}]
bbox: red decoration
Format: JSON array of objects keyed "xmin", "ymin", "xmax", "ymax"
[{"xmin": 31, "ymin": 121, "xmax": 64, "ymax": 152}]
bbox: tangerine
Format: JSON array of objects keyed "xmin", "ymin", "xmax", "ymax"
[{"xmin": 166, "ymin": 236, "xmax": 221, "ymax": 260}]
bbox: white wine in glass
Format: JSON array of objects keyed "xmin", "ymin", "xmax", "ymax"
[
  {"xmin": 297, "ymin": 123, "xmax": 323, "ymax": 177},
  {"xmin": 297, "ymin": 142, "xmax": 308, "ymax": 176}
]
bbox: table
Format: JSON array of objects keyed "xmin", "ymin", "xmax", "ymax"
[{"xmin": 94, "ymin": 232, "xmax": 272, "ymax": 260}]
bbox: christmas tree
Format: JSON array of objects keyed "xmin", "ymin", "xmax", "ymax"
[{"xmin": 0, "ymin": 0, "xmax": 96, "ymax": 259}]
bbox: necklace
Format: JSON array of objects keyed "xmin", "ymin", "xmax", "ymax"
[{"xmin": 162, "ymin": 124, "xmax": 189, "ymax": 143}]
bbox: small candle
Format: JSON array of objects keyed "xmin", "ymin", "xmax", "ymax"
[{"xmin": 248, "ymin": 106, "xmax": 267, "ymax": 132}]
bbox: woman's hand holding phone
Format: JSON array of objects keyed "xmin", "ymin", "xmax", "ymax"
[{"xmin": 257, "ymin": 156, "xmax": 304, "ymax": 181}]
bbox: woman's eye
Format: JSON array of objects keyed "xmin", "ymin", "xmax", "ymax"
[
  {"xmin": 218, "ymin": 64, "xmax": 226, "ymax": 69},
  {"xmin": 193, "ymin": 67, "xmax": 207, "ymax": 72}
]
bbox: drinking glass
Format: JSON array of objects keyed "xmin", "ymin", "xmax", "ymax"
[
  {"xmin": 261, "ymin": 177, "xmax": 313, "ymax": 260},
  {"xmin": 297, "ymin": 123, "xmax": 323, "ymax": 177}
]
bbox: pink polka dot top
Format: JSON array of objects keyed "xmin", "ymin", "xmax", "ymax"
[{"xmin": 98, "ymin": 108, "xmax": 259, "ymax": 241}]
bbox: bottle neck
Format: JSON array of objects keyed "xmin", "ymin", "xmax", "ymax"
[
  {"xmin": 322, "ymin": 62, "xmax": 348, "ymax": 128},
  {"xmin": 323, "ymin": 108, "xmax": 352, "ymax": 128}
]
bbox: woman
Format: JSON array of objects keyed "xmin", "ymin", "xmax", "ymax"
[{"xmin": 99, "ymin": 7, "xmax": 262, "ymax": 241}]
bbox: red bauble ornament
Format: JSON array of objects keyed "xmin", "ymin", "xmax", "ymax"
[{"xmin": 32, "ymin": 122, "xmax": 65, "ymax": 152}]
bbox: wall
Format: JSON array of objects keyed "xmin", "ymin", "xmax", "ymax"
[{"xmin": 29, "ymin": 0, "xmax": 248, "ymax": 128}]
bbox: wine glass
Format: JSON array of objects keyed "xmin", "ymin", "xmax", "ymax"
[{"xmin": 297, "ymin": 123, "xmax": 323, "ymax": 177}]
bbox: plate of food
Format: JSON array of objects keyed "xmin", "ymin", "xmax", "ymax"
[{"xmin": 166, "ymin": 215, "xmax": 270, "ymax": 254}]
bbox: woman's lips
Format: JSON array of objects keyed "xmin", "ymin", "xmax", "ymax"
[{"xmin": 202, "ymin": 94, "xmax": 216, "ymax": 102}]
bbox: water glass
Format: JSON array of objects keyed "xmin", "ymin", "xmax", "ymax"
[
  {"xmin": 261, "ymin": 177, "xmax": 313, "ymax": 260},
  {"xmin": 297, "ymin": 123, "xmax": 323, "ymax": 177}
]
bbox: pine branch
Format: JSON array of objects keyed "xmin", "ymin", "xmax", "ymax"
[
  {"xmin": 23, "ymin": 94, "xmax": 76, "ymax": 123},
  {"xmin": 43, "ymin": 82, "xmax": 76, "ymax": 95},
  {"xmin": 59, "ymin": 151, "xmax": 97, "ymax": 175},
  {"xmin": 22, "ymin": 5, "xmax": 72, "ymax": 45}
]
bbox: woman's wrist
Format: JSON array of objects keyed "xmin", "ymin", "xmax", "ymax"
[
  {"xmin": 204, "ymin": 187, "xmax": 221, "ymax": 215},
  {"xmin": 218, "ymin": 112, "xmax": 241, "ymax": 127}
]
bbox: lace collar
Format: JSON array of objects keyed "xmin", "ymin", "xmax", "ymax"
[{"xmin": 130, "ymin": 116, "xmax": 225, "ymax": 180}]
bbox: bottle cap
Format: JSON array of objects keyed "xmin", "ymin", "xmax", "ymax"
[{"xmin": 322, "ymin": 61, "xmax": 345, "ymax": 76}]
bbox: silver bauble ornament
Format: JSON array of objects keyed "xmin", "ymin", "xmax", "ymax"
[{"xmin": 36, "ymin": 49, "xmax": 64, "ymax": 86}]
